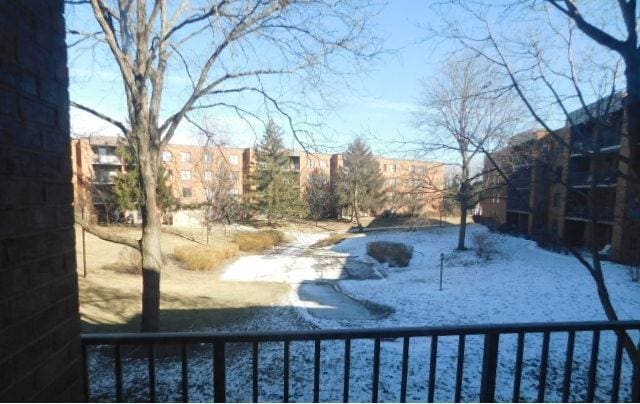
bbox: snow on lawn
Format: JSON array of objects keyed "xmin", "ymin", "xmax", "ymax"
[{"xmin": 86, "ymin": 225, "xmax": 640, "ymax": 402}]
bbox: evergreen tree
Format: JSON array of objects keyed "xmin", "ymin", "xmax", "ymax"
[
  {"xmin": 254, "ymin": 120, "xmax": 307, "ymax": 224},
  {"xmin": 111, "ymin": 144, "xmax": 177, "ymax": 218},
  {"xmin": 338, "ymin": 138, "xmax": 385, "ymax": 231}
]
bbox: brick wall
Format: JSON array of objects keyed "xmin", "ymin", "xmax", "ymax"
[{"xmin": 0, "ymin": 1, "xmax": 84, "ymax": 401}]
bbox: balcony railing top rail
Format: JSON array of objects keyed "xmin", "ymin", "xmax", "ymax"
[{"xmin": 82, "ymin": 320, "xmax": 640, "ymax": 403}]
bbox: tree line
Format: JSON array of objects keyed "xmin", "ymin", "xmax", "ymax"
[{"xmin": 104, "ymin": 119, "xmax": 410, "ymax": 232}]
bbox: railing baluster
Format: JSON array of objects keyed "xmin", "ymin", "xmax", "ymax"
[
  {"xmin": 372, "ymin": 338, "xmax": 381, "ymax": 403},
  {"xmin": 512, "ymin": 332, "xmax": 524, "ymax": 403},
  {"xmin": 428, "ymin": 336, "xmax": 438, "ymax": 403},
  {"xmin": 586, "ymin": 330, "xmax": 600, "ymax": 402},
  {"xmin": 181, "ymin": 343, "xmax": 189, "ymax": 403},
  {"xmin": 400, "ymin": 336, "xmax": 410, "ymax": 402},
  {"xmin": 611, "ymin": 331, "xmax": 623, "ymax": 402},
  {"xmin": 479, "ymin": 332, "xmax": 499, "ymax": 402},
  {"xmin": 538, "ymin": 331, "xmax": 550, "ymax": 402},
  {"xmin": 253, "ymin": 342, "xmax": 259, "ymax": 403},
  {"xmin": 632, "ymin": 332, "xmax": 640, "ymax": 402},
  {"xmin": 344, "ymin": 338, "xmax": 351, "ymax": 403},
  {"xmin": 284, "ymin": 341, "xmax": 290, "ymax": 403},
  {"xmin": 82, "ymin": 343, "xmax": 90, "ymax": 402},
  {"xmin": 148, "ymin": 344, "xmax": 156, "ymax": 403},
  {"xmin": 454, "ymin": 335, "xmax": 465, "ymax": 403},
  {"xmin": 561, "ymin": 331, "xmax": 575, "ymax": 403},
  {"xmin": 214, "ymin": 343, "xmax": 226, "ymax": 403},
  {"xmin": 313, "ymin": 339, "xmax": 321, "ymax": 403},
  {"xmin": 115, "ymin": 344, "xmax": 123, "ymax": 402}
]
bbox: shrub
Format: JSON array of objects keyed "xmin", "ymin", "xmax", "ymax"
[
  {"xmin": 102, "ymin": 248, "xmax": 142, "ymax": 275},
  {"xmin": 174, "ymin": 243, "xmax": 239, "ymax": 271},
  {"xmin": 233, "ymin": 230, "xmax": 285, "ymax": 252},
  {"xmin": 311, "ymin": 233, "xmax": 350, "ymax": 248},
  {"xmin": 366, "ymin": 241, "xmax": 414, "ymax": 267},
  {"xmin": 472, "ymin": 232, "xmax": 498, "ymax": 260}
]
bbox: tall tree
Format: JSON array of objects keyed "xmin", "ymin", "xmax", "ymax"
[
  {"xmin": 432, "ymin": 1, "xmax": 640, "ymax": 385},
  {"xmin": 255, "ymin": 120, "xmax": 307, "ymax": 225},
  {"xmin": 338, "ymin": 138, "xmax": 385, "ymax": 231},
  {"xmin": 67, "ymin": 0, "xmax": 380, "ymax": 331},
  {"xmin": 414, "ymin": 57, "xmax": 520, "ymax": 249}
]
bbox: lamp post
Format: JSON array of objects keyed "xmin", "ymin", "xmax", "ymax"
[{"xmin": 439, "ymin": 252, "xmax": 444, "ymax": 291}]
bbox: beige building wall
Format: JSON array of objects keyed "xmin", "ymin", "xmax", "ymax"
[{"xmin": 163, "ymin": 144, "xmax": 244, "ymax": 205}]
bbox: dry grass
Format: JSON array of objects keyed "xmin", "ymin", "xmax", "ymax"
[
  {"xmin": 233, "ymin": 230, "xmax": 285, "ymax": 252},
  {"xmin": 311, "ymin": 233, "xmax": 351, "ymax": 248},
  {"xmin": 173, "ymin": 243, "xmax": 240, "ymax": 271},
  {"xmin": 366, "ymin": 241, "xmax": 414, "ymax": 267},
  {"xmin": 101, "ymin": 248, "xmax": 143, "ymax": 275}
]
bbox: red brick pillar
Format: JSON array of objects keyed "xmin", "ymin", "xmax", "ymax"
[{"xmin": 0, "ymin": 1, "xmax": 84, "ymax": 401}]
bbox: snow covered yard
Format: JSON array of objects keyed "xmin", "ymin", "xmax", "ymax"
[{"xmin": 85, "ymin": 225, "xmax": 640, "ymax": 402}]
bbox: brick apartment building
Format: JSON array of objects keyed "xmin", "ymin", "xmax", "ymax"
[
  {"xmin": 479, "ymin": 96, "xmax": 640, "ymax": 264},
  {"xmin": 71, "ymin": 136, "xmax": 444, "ymax": 225}
]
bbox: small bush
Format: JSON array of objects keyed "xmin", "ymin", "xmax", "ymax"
[
  {"xmin": 102, "ymin": 248, "xmax": 142, "ymax": 275},
  {"xmin": 233, "ymin": 230, "xmax": 285, "ymax": 252},
  {"xmin": 366, "ymin": 241, "xmax": 414, "ymax": 267},
  {"xmin": 174, "ymin": 243, "xmax": 239, "ymax": 271},
  {"xmin": 472, "ymin": 232, "xmax": 498, "ymax": 260},
  {"xmin": 312, "ymin": 233, "xmax": 350, "ymax": 248}
]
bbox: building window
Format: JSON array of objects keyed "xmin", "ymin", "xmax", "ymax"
[
  {"xmin": 204, "ymin": 171, "xmax": 213, "ymax": 181},
  {"xmin": 391, "ymin": 164, "xmax": 397, "ymax": 173},
  {"xmin": 229, "ymin": 188, "xmax": 240, "ymax": 196},
  {"xmin": 204, "ymin": 152, "xmax": 212, "ymax": 163},
  {"xmin": 552, "ymin": 218, "xmax": 559, "ymax": 235},
  {"xmin": 231, "ymin": 171, "xmax": 239, "ymax": 181},
  {"xmin": 552, "ymin": 192, "xmax": 561, "ymax": 208},
  {"xmin": 204, "ymin": 188, "xmax": 213, "ymax": 199},
  {"xmin": 320, "ymin": 160, "xmax": 327, "ymax": 168},
  {"xmin": 308, "ymin": 159, "xmax": 316, "ymax": 168},
  {"xmin": 162, "ymin": 151, "xmax": 172, "ymax": 162},
  {"xmin": 555, "ymin": 166, "xmax": 563, "ymax": 182},
  {"xmin": 229, "ymin": 155, "xmax": 239, "ymax": 165},
  {"xmin": 383, "ymin": 164, "xmax": 387, "ymax": 172},
  {"xmin": 410, "ymin": 165, "xmax": 416, "ymax": 173},
  {"xmin": 181, "ymin": 170, "xmax": 191, "ymax": 181},
  {"xmin": 182, "ymin": 187, "xmax": 192, "ymax": 198},
  {"xmin": 181, "ymin": 152, "xmax": 191, "ymax": 162}
]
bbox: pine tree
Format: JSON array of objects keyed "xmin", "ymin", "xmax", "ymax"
[
  {"xmin": 338, "ymin": 138, "xmax": 385, "ymax": 231},
  {"xmin": 254, "ymin": 120, "xmax": 307, "ymax": 225},
  {"xmin": 111, "ymin": 144, "xmax": 177, "ymax": 218}
]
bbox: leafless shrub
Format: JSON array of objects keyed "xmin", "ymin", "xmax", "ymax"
[
  {"xmin": 472, "ymin": 232, "xmax": 498, "ymax": 260},
  {"xmin": 366, "ymin": 241, "xmax": 414, "ymax": 267}
]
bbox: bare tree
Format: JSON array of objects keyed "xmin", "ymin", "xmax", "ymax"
[
  {"xmin": 413, "ymin": 57, "xmax": 521, "ymax": 250},
  {"xmin": 195, "ymin": 137, "xmax": 239, "ymax": 242},
  {"xmin": 431, "ymin": 1, "xmax": 640, "ymax": 391},
  {"xmin": 67, "ymin": 0, "xmax": 381, "ymax": 331}
]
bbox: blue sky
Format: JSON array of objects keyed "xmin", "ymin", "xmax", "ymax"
[
  {"xmin": 65, "ymin": 1, "xmax": 623, "ymax": 163},
  {"xmin": 66, "ymin": 1, "xmax": 448, "ymax": 158}
]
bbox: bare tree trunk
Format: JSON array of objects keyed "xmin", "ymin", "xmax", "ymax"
[
  {"xmin": 457, "ymin": 203, "xmax": 468, "ymax": 250},
  {"xmin": 139, "ymin": 148, "xmax": 163, "ymax": 333}
]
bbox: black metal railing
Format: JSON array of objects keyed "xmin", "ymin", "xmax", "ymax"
[{"xmin": 82, "ymin": 320, "xmax": 640, "ymax": 402}]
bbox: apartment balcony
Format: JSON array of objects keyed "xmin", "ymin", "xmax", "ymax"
[
  {"xmin": 569, "ymin": 169, "xmax": 617, "ymax": 188},
  {"xmin": 506, "ymin": 190, "xmax": 530, "ymax": 213},
  {"xmin": 508, "ymin": 166, "xmax": 532, "ymax": 189},
  {"xmin": 570, "ymin": 125, "xmax": 621, "ymax": 156},
  {"xmin": 93, "ymin": 154, "xmax": 123, "ymax": 165},
  {"xmin": 565, "ymin": 203, "xmax": 614, "ymax": 223}
]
